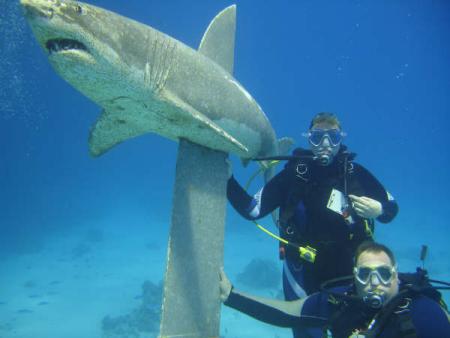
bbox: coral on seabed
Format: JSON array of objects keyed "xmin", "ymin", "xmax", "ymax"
[{"xmin": 102, "ymin": 280, "xmax": 162, "ymax": 338}]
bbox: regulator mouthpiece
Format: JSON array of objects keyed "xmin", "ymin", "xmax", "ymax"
[
  {"xmin": 364, "ymin": 292, "xmax": 385, "ymax": 309},
  {"xmin": 317, "ymin": 153, "xmax": 332, "ymax": 166}
]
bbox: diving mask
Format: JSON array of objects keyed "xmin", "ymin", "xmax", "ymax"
[
  {"xmin": 354, "ymin": 265, "xmax": 396, "ymax": 286},
  {"xmin": 304, "ymin": 128, "xmax": 345, "ymax": 147}
]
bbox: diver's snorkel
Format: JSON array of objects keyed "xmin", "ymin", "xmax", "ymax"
[
  {"xmin": 420, "ymin": 244, "xmax": 428, "ymax": 269},
  {"xmin": 252, "ymin": 153, "xmax": 332, "ymax": 165}
]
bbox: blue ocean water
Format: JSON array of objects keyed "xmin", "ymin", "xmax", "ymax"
[{"xmin": 1, "ymin": 0, "xmax": 449, "ymax": 337}]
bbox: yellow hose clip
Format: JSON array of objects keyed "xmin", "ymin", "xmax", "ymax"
[{"xmin": 298, "ymin": 245, "xmax": 317, "ymax": 263}]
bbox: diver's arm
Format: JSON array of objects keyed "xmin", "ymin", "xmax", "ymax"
[
  {"xmin": 224, "ymin": 288, "xmax": 305, "ymax": 327},
  {"xmin": 219, "ymin": 268, "xmax": 304, "ymax": 327},
  {"xmin": 377, "ymin": 196, "xmax": 398, "ymax": 223},
  {"xmin": 352, "ymin": 164, "xmax": 399, "ymax": 223},
  {"xmin": 349, "ymin": 195, "xmax": 383, "ymax": 219},
  {"xmin": 219, "ymin": 269, "xmax": 328, "ymax": 328},
  {"xmin": 227, "ymin": 170, "xmax": 289, "ymax": 220},
  {"xmin": 410, "ymin": 296, "xmax": 450, "ymax": 337}
]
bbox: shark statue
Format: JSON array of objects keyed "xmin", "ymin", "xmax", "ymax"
[
  {"xmin": 21, "ymin": 1, "xmax": 292, "ymax": 337},
  {"xmin": 20, "ymin": 0, "xmax": 290, "ymax": 166}
]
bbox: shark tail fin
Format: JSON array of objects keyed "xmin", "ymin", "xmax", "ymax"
[
  {"xmin": 257, "ymin": 137, "xmax": 294, "ymax": 172},
  {"xmin": 240, "ymin": 136, "xmax": 294, "ymax": 176},
  {"xmin": 198, "ymin": 5, "xmax": 236, "ymax": 74},
  {"xmin": 277, "ymin": 137, "xmax": 295, "ymax": 156},
  {"xmin": 259, "ymin": 137, "xmax": 295, "ymax": 182}
]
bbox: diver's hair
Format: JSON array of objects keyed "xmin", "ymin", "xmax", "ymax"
[
  {"xmin": 309, "ymin": 112, "xmax": 341, "ymax": 129},
  {"xmin": 355, "ymin": 241, "xmax": 397, "ymax": 266}
]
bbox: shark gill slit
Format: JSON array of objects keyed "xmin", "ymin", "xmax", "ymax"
[
  {"xmin": 155, "ymin": 37, "xmax": 176, "ymax": 92},
  {"xmin": 160, "ymin": 39, "xmax": 176, "ymax": 91},
  {"xmin": 144, "ymin": 35, "xmax": 176, "ymax": 93}
]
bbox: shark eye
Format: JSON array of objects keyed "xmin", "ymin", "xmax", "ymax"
[{"xmin": 75, "ymin": 4, "xmax": 83, "ymax": 14}]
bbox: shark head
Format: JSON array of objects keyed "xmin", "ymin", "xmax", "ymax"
[
  {"xmin": 21, "ymin": 0, "xmax": 91, "ymax": 57},
  {"xmin": 20, "ymin": 0, "xmax": 153, "ymax": 104}
]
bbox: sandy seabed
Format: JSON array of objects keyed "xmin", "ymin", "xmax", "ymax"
[
  {"xmin": 1, "ymin": 214, "xmax": 448, "ymax": 338},
  {"xmin": 0, "ymin": 222, "xmax": 292, "ymax": 338}
]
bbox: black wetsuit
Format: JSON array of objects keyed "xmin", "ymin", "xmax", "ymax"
[
  {"xmin": 227, "ymin": 147, "xmax": 399, "ymax": 296},
  {"xmin": 224, "ymin": 283, "xmax": 450, "ymax": 338}
]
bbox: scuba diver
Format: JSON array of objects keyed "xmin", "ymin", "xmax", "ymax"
[
  {"xmin": 219, "ymin": 241, "xmax": 450, "ymax": 337},
  {"xmin": 227, "ymin": 112, "xmax": 399, "ymax": 337},
  {"xmin": 227, "ymin": 112, "xmax": 398, "ymax": 292}
]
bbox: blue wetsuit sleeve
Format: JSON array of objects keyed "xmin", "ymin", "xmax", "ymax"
[
  {"xmin": 224, "ymin": 289, "xmax": 329, "ymax": 329},
  {"xmin": 410, "ymin": 295, "xmax": 450, "ymax": 338},
  {"xmin": 227, "ymin": 170, "xmax": 290, "ymax": 220},
  {"xmin": 354, "ymin": 164, "xmax": 399, "ymax": 223}
]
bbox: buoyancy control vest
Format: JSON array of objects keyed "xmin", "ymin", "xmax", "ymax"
[
  {"xmin": 324, "ymin": 269, "xmax": 449, "ymax": 338},
  {"xmin": 277, "ymin": 147, "xmax": 374, "ymax": 263}
]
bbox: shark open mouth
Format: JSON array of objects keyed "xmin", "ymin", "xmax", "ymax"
[{"xmin": 46, "ymin": 39, "xmax": 88, "ymax": 54}]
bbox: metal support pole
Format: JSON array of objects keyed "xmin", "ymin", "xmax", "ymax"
[{"xmin": 159, "ymin": 139, "xmax": 228, "ymax": 338}]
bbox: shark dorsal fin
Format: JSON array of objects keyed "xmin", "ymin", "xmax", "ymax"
[{"xmin": 198, "ymin": 5, "xmax": 236, "ymax": 74}]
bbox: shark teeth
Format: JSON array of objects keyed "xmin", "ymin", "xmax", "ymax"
[{"xmin": 46, "ymin": 39, "xmax": 88, "ymax": 55}]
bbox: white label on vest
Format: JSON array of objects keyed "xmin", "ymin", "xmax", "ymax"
[{"xmin": 327, "ymin": 188, "xmax": 346, "ymax": 215}]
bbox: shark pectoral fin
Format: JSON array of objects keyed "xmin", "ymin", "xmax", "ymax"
[
  {"xmin": 198, "ymin": 5, "xmax": 236, "ymax": 74},
  {"xmin": 89, "ymin": 108, "xmax": 134, "ymax": 157},
  {"xmin": 165, "ymin": 91, "xmax": 248, "ymax": 155},
  {"xmin": 88, "ymin": 98, "xmax": 159, "ymax": 157}
]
